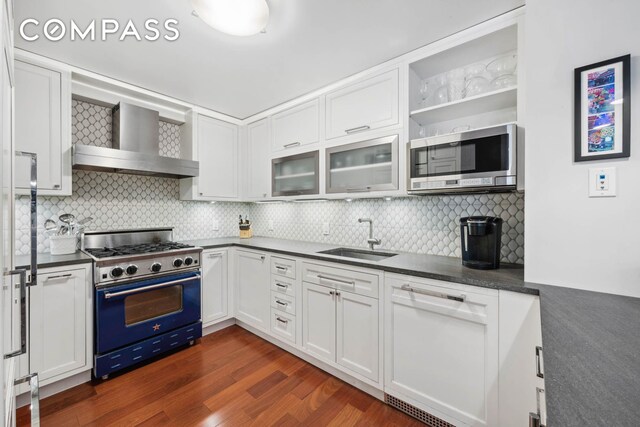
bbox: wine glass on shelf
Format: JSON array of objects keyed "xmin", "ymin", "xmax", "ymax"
[{"xmin": 419, "ymin": 80, "xmax": 431, "ymax": 107}]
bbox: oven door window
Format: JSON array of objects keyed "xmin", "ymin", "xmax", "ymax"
[
  {"xmin": 124, "ymin": 285, "xmax": 183, "ymax": 326},
  {"xmin": 412, "ymin": 134, "xmax": 509, "ymax": 178}
]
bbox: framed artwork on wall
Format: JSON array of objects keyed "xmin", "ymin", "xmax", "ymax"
[{"xmin": 574, "ymin": 54, "xmax": 630, "ymax": 162}]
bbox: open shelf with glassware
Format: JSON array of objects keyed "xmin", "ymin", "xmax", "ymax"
[{"xmin": 408, "ymin": 24, "xmax": 519, "ymax": 140}]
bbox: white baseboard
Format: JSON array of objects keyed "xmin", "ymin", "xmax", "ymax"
[{"xmin": 202, "ymin": 318, "xmax": 236, "ymax": 336}]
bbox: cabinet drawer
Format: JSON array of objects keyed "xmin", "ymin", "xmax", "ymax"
[
  {"xmin": 271, "ymin": 276, "xmax": 296, "ymax": 297},
  {"xmin": 270, "ymin": 291, "xmax": 296, "ymax": 316},
  {"xmin": 302, "ymin": 262, "xmax": 379, "ymax": 298},
  {"xmin": 270, "ymin": 308, "xmax": 296, "ymax": 344},
  {"xmin": 271, "ymin": 256, "xmax": 296, "ymax": 279}
]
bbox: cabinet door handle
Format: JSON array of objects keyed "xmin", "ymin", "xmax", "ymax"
[
  {"xmin": 317, "ymin": 274, "xmax": 355, "ymax": 287},
  {"xmin": 44, "ymin": 273, "xmax": 72, "ymax": 280},
  {"xmin": 345, "ymin": 125, "xmax": 370, "ymax": 134},
  {"xmin": 260, "ymin": 256, "xmax": 265, "ymax": 261},
  {"xmin": 535, "ymin": 346, "xmax": 544, "ymax": 378},
  {"xmin": 401, "ymin": 284, "xmax": 466, "ymax": 303},
  {"xmin": 53, "ymin": 184, "xmax": 60, "ymax": 189},
  {"xmin": 275, "ymin": 265, "xmax": 288, "ymax": 272},
  {"xmin": 275, "ymin": 300, "xmax": 288, "ymax": 307},
  {"xmin": 283, "ymin": 142, "xmax": 301, "ymax": 148},
  {"xmin": 346, "ymin": 186, "xmax": 371, "ymax": 193},
  {"xmin": 275, "ymin": 282, "xmax": 288, "ymax": 289},
  {"xmin": 276, "ymin": 317, "xmax": 289, "ymax": 324}
]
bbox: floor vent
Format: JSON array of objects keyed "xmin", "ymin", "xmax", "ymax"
[{"xmin": 385, "ymin": 394, "xmax": 455, "ymax": 427}]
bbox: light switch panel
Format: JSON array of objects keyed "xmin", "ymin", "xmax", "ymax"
[{"xmin": 589, "ymin": 167, "xmax": 616, "ymax": 197}]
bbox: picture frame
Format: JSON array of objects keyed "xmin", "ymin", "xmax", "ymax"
[{"xmin": 574, "ymin": 54, "xmax": 630, "ymax": 162}]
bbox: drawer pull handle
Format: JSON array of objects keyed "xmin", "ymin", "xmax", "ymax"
[
  {"xmin": 275, "ymin": 266, "xmax": 288, "ymax": 272},
  {"xmin": 45, "ymin": 273, "xmax": 72, "ymax": 280},
  {"xmin": 275, "ymin": 300, "xmax": 288, "ymax": 306},
  {"xmin": 152, "ymin": 340, "xmax": 161, "ymax": 345},
  {"xmin": 317, "ymin": 274, "xmax": 355, "ymax": 287},
  {"xmin": 275, "ymin": 283, "xmax": 288, "ymax": 289},
  {"xmin": 345, "ymin": 125, "xmax": 370, "ymax": 134},
  {"xmin": 208, "ymin": 253, "xmax": 223, "ymax": 258},
  {"xmin": 400, "ymin": 284, "xmax": 466, "ymax": 303},
  {"xmin": 535, "ymin": 346, "xmax": 544, "ymax": 378},
  {"xmin": 276, "ymin": 317, "xmax": 289, "ymax": 324},
  {"xmin": 133, "ymin": 356, "xmax": 142, "ymax": 361},
  {"xmin": 283, "ymin": 142, "xmax": 301, "ymax": 148},
  {"xmin": 152, "ymin": 348, "xmax": 161, "ymax": 353},
  {"xmin": 110, "ymin": 363, "xmax": 121, "ymax": 369}
]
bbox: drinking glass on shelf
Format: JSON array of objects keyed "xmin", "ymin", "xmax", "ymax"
[
  {"xmin": 465, "ymin": 75, "xmax": 489, "ymax": 97},
  {"xmin": 486, "ymin": 54, "xmax": 518, "ymax": 78},
  {"xmin": 418, "ymin": 126, "xmax": 427, "ymax": 138},
  {"xmin": 446, "ymin": 68, "xmax": 466, "ymax": 101},
  {"xmin": 419, "ymin": 80, "xmax": 431, "ymax": 106}
]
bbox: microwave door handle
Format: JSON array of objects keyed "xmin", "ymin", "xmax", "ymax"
[
  {"xmin": 16, "ymin": 151, "xmax": 37, "ymax": 287},
  {"xmin": 103, "ymin": 275, "xmax": 201, "ymax": 299}
]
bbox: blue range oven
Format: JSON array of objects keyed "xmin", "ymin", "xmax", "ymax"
[{"xmin": 94, "ymin": 270, "xmax": 202, "ymax": 379}]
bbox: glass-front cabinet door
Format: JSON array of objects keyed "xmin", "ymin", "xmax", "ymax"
[
  {"xmin": 272, "ymin": 151, "xmax": 320, "ymax": 197},
  {"xmin": 326, "ymin": 135, "xmax": 398, "ymax": 193}
]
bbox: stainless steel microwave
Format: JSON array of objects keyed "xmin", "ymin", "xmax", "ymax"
[{"xmin": 408, "ymin": 124, "xmax": 517, "ymax": 194}]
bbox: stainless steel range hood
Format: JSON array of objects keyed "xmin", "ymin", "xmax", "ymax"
[{"xmin": 73, "ymin": 103, "xmax": 198, "ymax": 179}]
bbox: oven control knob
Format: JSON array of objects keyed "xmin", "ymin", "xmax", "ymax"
[
  {"xmin": 110, "ymin": 267, "xmax": 124, "ymax": 278},
  {"xmin": 184, "ymin": 257, "xmax": 194, "ymax": 266},
  {"xmin": 173, "ymin": 258, "xmax": 183, "ymax": 268},
  {"xmin": 126, "ymin": 265, "xmax": 138, "ymax": 275},
  {"xmin": 150, "ymin": 262, "xmax": 162, "ymax": 273}
]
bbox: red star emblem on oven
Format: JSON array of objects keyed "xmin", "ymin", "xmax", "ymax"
[{"xmin": 153, "ymin": 324, "xmax": 161, "ymax": 331}]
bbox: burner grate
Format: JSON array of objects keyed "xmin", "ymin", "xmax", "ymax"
[{"xmin": 84, "ymin": 242, "xmax": 194, "ymax": 258}]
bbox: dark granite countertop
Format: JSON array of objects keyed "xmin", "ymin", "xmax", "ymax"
[
  {"xmin": 15, "ymin": 251, "xmax": 93, "ymax": 270},
  {"xmin": 183, "ymin": 236, "xmax": 536, "ymax": 295}
]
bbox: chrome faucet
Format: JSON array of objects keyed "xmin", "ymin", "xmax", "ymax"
[{"xmin": 358, "ymin": 218, "xmax": 381, "ymax": 250}]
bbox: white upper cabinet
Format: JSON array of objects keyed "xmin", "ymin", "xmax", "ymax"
[
  {"xmin": 14, "ymin": 59, "xmax": 71, "ymax": 195},
  {"xmin": 245, "ymin": 119, "xmax": 271, "ymax": 199},
  {"xmin": 325, "ymin": 68, "xmax": 399, "ymax": 140},
  {"xmin": 180, "ymin": 113, "xmax": 239, "ymax": 201},
  {"xmin": 271, "ymin": 99, "xmax": 320, "ymax": 152}
]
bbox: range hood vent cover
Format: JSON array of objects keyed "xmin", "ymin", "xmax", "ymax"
[{"xmin": 73, "ymin": 103, "xmax": 198, "ymax": 179}]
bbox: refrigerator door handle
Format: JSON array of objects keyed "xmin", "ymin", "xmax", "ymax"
[
  {"xmin": 2, "ymin": 268, "xmax": 27, "ymax": 359},
  {"xmin": 15, "ymin": 151, "xmax": 37, "ymax": 287},
  {"xmin": 14, "ymin": 373, "xmax": 40, "ymax": 426}
]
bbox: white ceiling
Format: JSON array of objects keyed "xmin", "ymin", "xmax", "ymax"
[{"xmin": 15, "ymin": 0, "xmax": 524, "ymax": 119}]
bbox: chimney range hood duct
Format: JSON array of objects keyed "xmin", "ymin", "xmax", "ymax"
[{"xmin": 72, "ymin": 102, "xmax": 199, "ymax": 179}]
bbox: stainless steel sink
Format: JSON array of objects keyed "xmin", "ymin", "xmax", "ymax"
[{"xmin": 317, "ymin": 247, "xmax": 397, "ymax": 262}]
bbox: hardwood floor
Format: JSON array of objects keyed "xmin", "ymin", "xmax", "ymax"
[{"xmin": 17, "ymin": 326, "xmax": 424, "ymax": 426}]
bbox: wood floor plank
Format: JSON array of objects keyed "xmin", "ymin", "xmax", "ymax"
[{"xmin": 17, "ymin": 326, "xmax": 423, "ymax": 427}]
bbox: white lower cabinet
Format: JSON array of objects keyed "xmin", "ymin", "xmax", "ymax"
[
  {"xmin": 201, "ymin": 249, "xmax": 228, "ymax": 327},
  {"xmin": 384, "ymin": 273, "xmax": 499, "ymax": 427},
  {"xmin": 302, "ymin": 282, "xmax": 336, "ymax": 361},
  {"xmin": 302, "ymin": 281, "xmax": 379, "ymax": 383},
  {"xmin": 234, "ymin": 250, "xmax": 269, "ymax": 330},
  {"xmin": 30, "ymin": 265, "xmax": 92, "ymax": 385}
]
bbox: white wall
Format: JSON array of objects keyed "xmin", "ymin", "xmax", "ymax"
[{"xmin": 525, "ymin": 0, "xmax": 640, "ymax": 297}]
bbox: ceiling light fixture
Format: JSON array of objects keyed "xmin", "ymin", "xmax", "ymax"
[{"xmin": 191, "ymin": 0, "xmax": 269, "ymax": 37}]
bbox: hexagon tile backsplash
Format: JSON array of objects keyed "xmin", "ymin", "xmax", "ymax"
[
  {"xmin": 248, "ymin": 194, "xmax": 524, "ymax": 264},
  {"xmin": 14, "ymin": 99, "xmax": 524, "ymax": 263}
]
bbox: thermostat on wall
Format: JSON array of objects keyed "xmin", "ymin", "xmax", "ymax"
[{"xmin": 589, "ymin": 167, "xmax": 617, "ymax": 197}]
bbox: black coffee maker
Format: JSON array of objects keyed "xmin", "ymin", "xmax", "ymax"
[{"xmin": 460, "ymin": 216, "xmax": 503, "ymax": 270}]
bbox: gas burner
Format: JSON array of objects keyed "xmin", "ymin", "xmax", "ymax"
[
  {"xmin": 82, "ymin": 229, "xmax": 202, "ymax": 286},
  {"xmin": 84, "ymin": 242, "xmax": 194, "ymax": 259}
]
